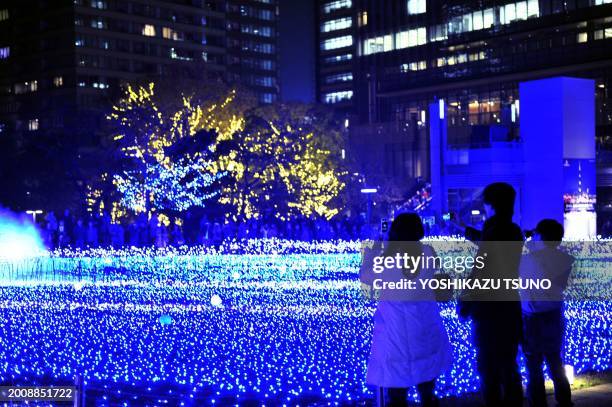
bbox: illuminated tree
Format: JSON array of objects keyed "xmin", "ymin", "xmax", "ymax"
[
  {"xmin": 212, "ymin": 106, "xmax": 347, "ymax": 221},
  {"xmin": 95, "ymin": 81, "xmax": 346, "ymax": 222},
  {"xmin": 103, "ymin": 83, "xmax": 228, "ymax": 216}
]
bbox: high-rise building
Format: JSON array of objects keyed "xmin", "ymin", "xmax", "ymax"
[
  {"xmin": 0, "ymin": 0, "xmax": 279, "ymax": 141},
  {"xmin": 226, "ymin": 0, "xmax": 279, "ymax": 104},
  {"xmin": 316, "ymin": 0, "xmax": 356, "ymax": 108},
  {"xmin": 315, "ymin": 0, "xmax": 612, "ymax": 230}
]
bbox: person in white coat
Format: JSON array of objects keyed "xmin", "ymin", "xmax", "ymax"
[{"xmin": 365, "ymin": 213, "xmax": 452, "ymax": 406}]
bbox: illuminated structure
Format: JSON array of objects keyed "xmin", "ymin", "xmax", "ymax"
[
  {"xmin": 0, "ymin": 0, "xmax": 279, "ymax": 141},
  {"xmin": 315, "ymin": 1, "xmax": 612, "ymax": 229},
  {"xmin": 430, "ymin": 77, "xmax": 597, "ymax": 237},
  {"xmin": 521, "ymin": 77, "xmax": 597, "ymax": 237}
]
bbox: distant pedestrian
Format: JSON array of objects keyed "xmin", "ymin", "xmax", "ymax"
[
  {"xmin": 73, "ymin": 219, "xmax": 86, "ymax": 248},
  {"xmin": 86, "ymin": 220, "xmax": 98, "ymax": 247}
]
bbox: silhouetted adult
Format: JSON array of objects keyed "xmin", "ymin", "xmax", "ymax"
[{"xmin": 458, "ymin": 182, "xmax": 524, "ymax": 406}]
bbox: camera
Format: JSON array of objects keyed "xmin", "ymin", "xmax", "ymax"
[{"xmin": 380, "ymin": 218, "xmax": 389, "ymax": 233}]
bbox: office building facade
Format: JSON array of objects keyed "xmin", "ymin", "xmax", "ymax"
[
  {"xmin": 0, "ymin": 0, "xmax": 279, "ymax": 140},
  {"xmin": 315, "ymin": 0, "xmax": 612, "ymax": 230}
]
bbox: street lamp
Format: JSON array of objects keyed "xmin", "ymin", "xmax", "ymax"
[
  {"xmin": 25, "ymin": 210, "xmax": 43, "ymax": 223},
  {"xmin": 360, "ymin": 188, "xmax": 377, "ymax": 224}
]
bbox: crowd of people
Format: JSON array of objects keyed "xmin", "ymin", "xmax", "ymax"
[{"xmin": 38, "ymin": 210, "xmax": 377, "ymax": 249}]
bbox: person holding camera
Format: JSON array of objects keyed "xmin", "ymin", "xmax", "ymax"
[
  {"xmin": 520, "ymin": 219, "xmax": 574, "ymax": 407},
  {"xmin": 363, "ymin": 213, "xmax": 452, "ymax": 406},
  {"xmin": 457, "ymin": 182, "xmax": 525, "ymax": 406}
]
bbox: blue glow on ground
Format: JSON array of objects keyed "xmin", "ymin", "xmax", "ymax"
[{"xmin": 0, "ymin": 241, "xmax": 609, "ymax": 405}]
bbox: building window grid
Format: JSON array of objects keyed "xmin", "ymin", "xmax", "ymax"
[
  {"xmin": 241, "ymin": 25, "xmax": 273, "ymax": 37},
  {"xmin": 363, "ymin": 28, "xmax": 425, "ymax": 56},
  {"xmin": 365, "ymin": 1, "xmax": 544, "ymax": 56},
  {"xmin": 324, "ymin": 90, "xmax": 353, "ymax": 103},
  {"xmin": 325, "ymin": 72, "xmax": 353, "ymax": 84},
  {"xmin": 324, "ymin": 53, "xmax": 353, "ymax": 64},
  {"xmin": 321, "ymin": 35, "xmax": 353, "ymax": 50},
  {"xmin": 323, "ymin": 0, "xmax": 352, "ymax": 14},
  {"xmin": 321, "ymin": 17, "xmax": 352, "ymax": 33}
]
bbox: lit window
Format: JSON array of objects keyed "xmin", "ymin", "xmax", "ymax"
[
  {"xmin": 605, "ymin": 28, "xmax": 612, "ymax": 38},
  {"xmin": 321, "ymin": 35, "xmax": 353, "ymax": 50},
  {"xmin": 516, "ymin": 1, "xmax": 528, "ymax": 20},
  {"xmin": 162, "ymin": 27, "xmax": 183, "ymax": 41},
  {"xmin": 400, "ymin": 60, "xmax": 427, "ymax": 72},
  {"xmin": 241, "ymin": 25, "xmax": 273, "ymax": 37},
  {"xmin": 323, "ymin": 0, "xmax": 352, "ymax": 14},
  {"xmin": 91, "ymin": 19, "xmax": 106, "ymax": 29},
  {"xmin": 14, "ymin": 80, "xmax": 38, "ymax": 94},
  {"xmin": 407, "ymin": 0, "xmax": 426, "ymax": 15},
  {"xmin": 53, "ymin": 76, "xmax": 63, "ymax": 87},
  {"xmin": 395, "ymin": 27, "xmax": 426, "ymax": 49},
  {"xmin": 429, "ymin": 24, "xmax": 447, "ymax": 42},
  {"xmin": 324, "ymin": 90, "xmax": 353, "ymax": 104},
  {"xmin": 0, "ymin": 46, "xmax": 9, "ymax": 59},
  {"xmin": 321, "ymin": 17, "xmax": 352, "ymax": 32},
  {"xmin": 260, "ymin": 93, "xmax": 274, "ymax": 104},
  {"xmin": 483, "ymin": 8, "xmax": 494, "ymax": 28},
  {"xmin": 594, "ymin": 30, "xmax": 603, "ymax": 40},
  {"xmin": 359, "ymin": 11, "xmax": 367, "ymax": 27},
  {"xmin": 472, "ymin": 11, "xmax": 483, "ymax": 31},
  {"xmin": 501, "ymin": 4, "xmax": 516, "ymax": 24},
  {"xmin": 325, "ymin": 72, "xmax": 353, "ymax": 84},
  {"xmin": 142, "ymin": 24, "xmax": 156, "ymax": 37},
  {"xmin": 325, "ymin": 53, "xmax": 352, "ymax": 63},
  {"xmin": 527, "ymin": 0, "xmax": 539, "ymax": 17},
  {"xmin": 28, "ymin": 119, "xmax": 39, "ymax": 131},
  {"xmin": 363, "ymin": 36, "xmax": 384, "ymax": 55},
  {"xmin": 577, "ymin": 32, "xmax": 588, "ymax": 43},
  {"xmin": 90, "ymin": 1, "xmax": 107, "ymax": 9},
  {"xmin": 0, "ymin": 9, "xmax": 8, "ymax": 21}
]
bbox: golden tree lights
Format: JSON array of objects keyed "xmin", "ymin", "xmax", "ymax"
[
  {"xmin": 98, "ymin": 82, "xmax": 346, "ymax": 222},
  {"xmin": 217, "ymin": 117, "xmax": 346, "ymax": 221}
]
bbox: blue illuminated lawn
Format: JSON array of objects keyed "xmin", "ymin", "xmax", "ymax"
[{"xmin": 0, "ymin": 247, "xmax": 609, "ymax": 405}]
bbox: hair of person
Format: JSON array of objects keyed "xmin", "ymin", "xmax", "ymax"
[
  {"xmin": 383, "ymin": 213, "xmax": 425, "ymax": 275},
  {"xmin": 387, "ymin": 212, "xmax": 425, "ymax": 242},
  {"xmin": 482, "ymin": 182, "xmax": 516, "ymax": 218},
  {"xmin": 536, "ymin": 218, "xmax": 564, "ymax": 247}
]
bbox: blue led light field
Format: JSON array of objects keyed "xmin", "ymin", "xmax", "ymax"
[{"xmin": 0, "ymin": 240, "xmax": 609, "ymax": 406}]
